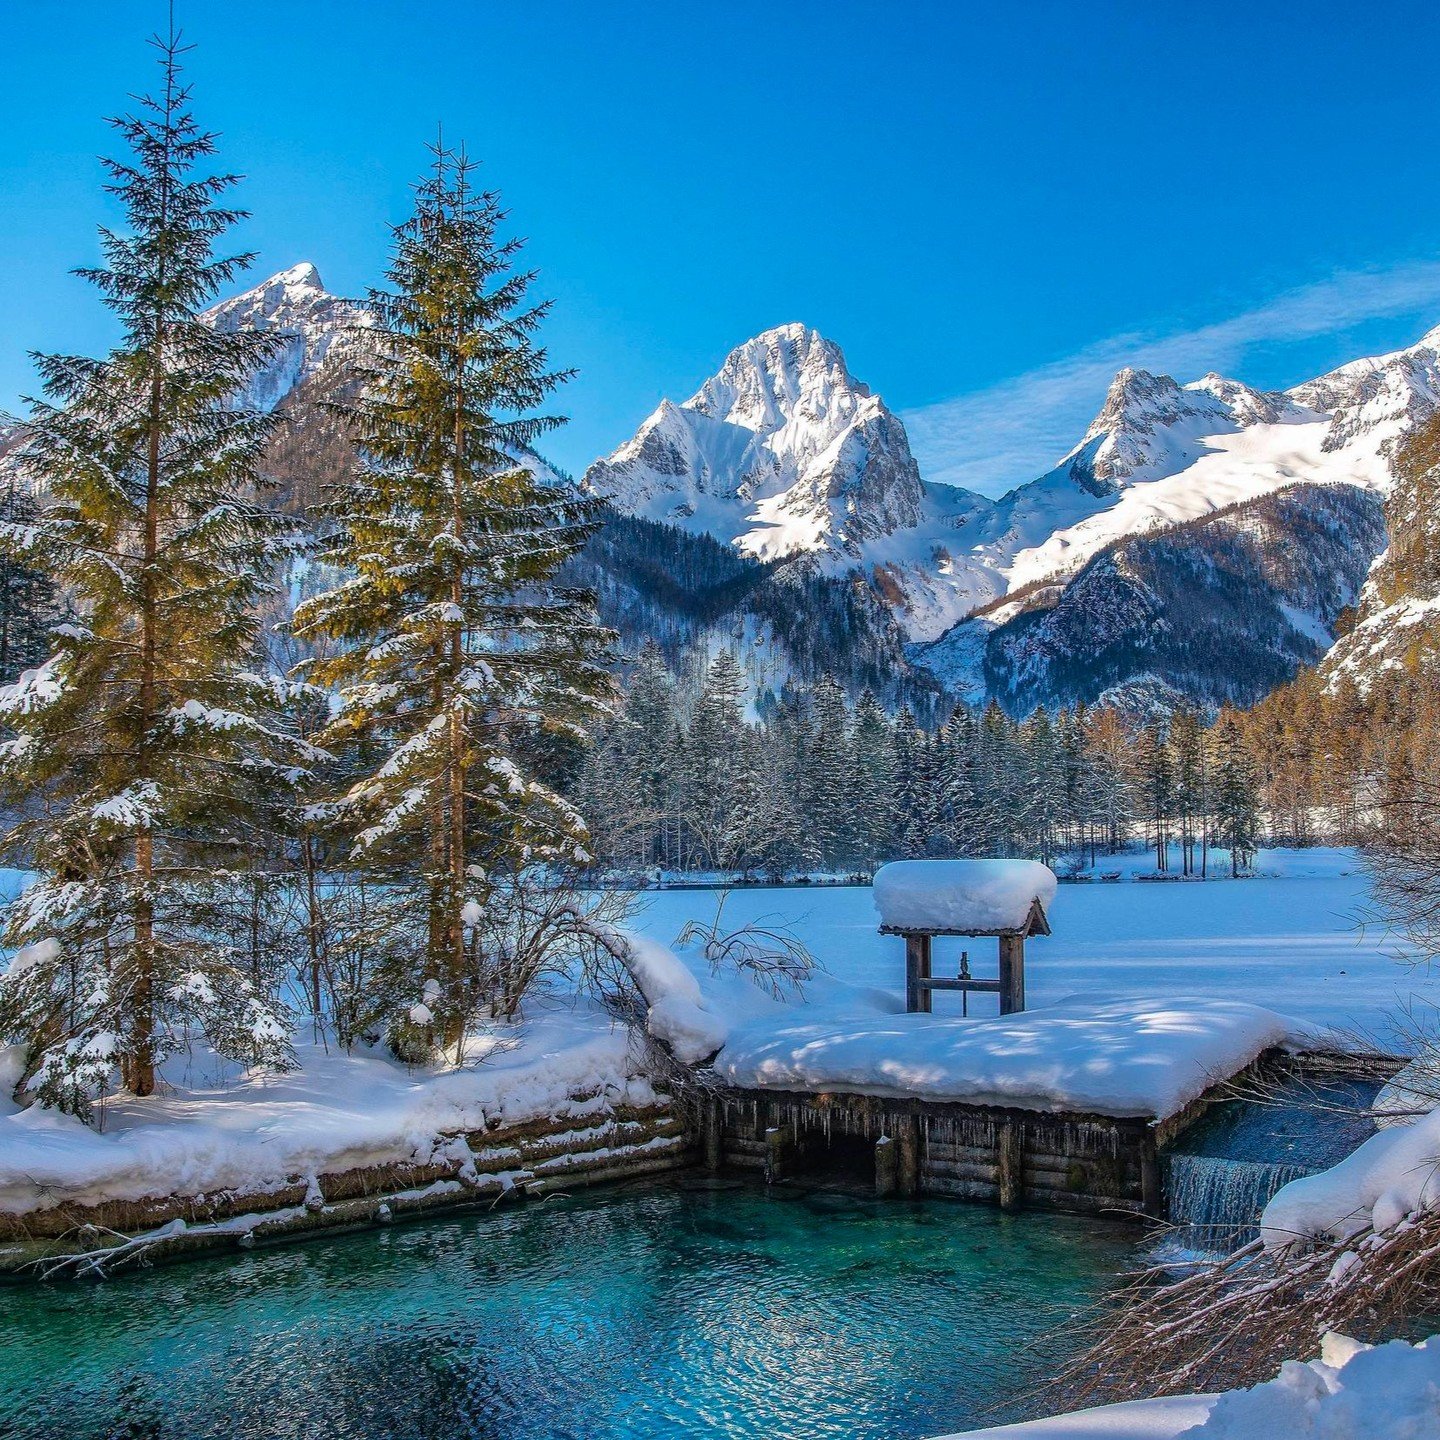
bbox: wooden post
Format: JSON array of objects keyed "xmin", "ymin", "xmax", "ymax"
[
  {"xmin": 998, "ymin": 934, "xmax": 1025, "ymax": 1014},
  {"xmin": 703, "ymin": 1098, "xmax": 723, "ymax": 1172},
  {"xmin": 764, "ymin": 1126, "xmax": 790, "ymax": 1184},
  {"xmin": 874, "ymin": 1133, "xmax": 897, "ymax": 1197},
  {"xmin": 905, "ymin": 933, "xmax": 933, "ymax": 1014},
  {"xmin": 997, "ymin": 1121, "xmax": 1023, "ymax": 1212},
  {"xmin": 896, "ymin": 1114, "xmax": 922, "ymax": 1196}
]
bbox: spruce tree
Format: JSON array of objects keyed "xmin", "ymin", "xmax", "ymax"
[
  {"xmin": 1211, "ymin": 713, "xmax": 1261, "ymax": 877},
  {"xmin": 850, "ymin": 689, "xmax": 895, "ymax": 870},
  {"xmin": 684, "ymin": 650, "xmax": 747, "ymax": 869},
  {"xmin": 803, "ymin": 675, "xmax": 853, "ymax": 869},
  {"xmin": 0, "ymin": 32, "xmax": 305, "ymax": 1114},
  {"xmin": 294, "ymin": 144, "xmax": 613, "ymax": 1050}
]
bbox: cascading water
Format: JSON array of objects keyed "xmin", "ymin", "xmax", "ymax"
[
  {"xmin": 1165, "ymin": 1152, "xmax": 1314, "ymax": 1250},
  {"xmin": 1161, "ymin": 1074, "xmax": 1382, "ymax": 1256}
]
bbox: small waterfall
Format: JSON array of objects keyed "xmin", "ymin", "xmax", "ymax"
[{"xmin": 1165, "ymin": 1152, "xmax": 1313, "ymax": 1251}]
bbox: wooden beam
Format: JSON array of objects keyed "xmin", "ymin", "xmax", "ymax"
[
  {"xmin": 1141, "ymin": 1135, "xmax": 1162, "ymax": 1217},
  {"xmin": 874, "ymin": 1134, "xmax": 897, "ymax": 1197},
  {"xmin": 764, "ymin": 1126, "xmax": 790, "ymax": 1184},
  {"xmin": 998, "ymin": 934, "xmax": 1026, "ymax": 1014},
  {"xmin": 896, "ymin": 1114, "xmax": 922, "ymax": 1197},
  {"xmin": 703, "ymin": 1098, "xmax": 723, "ymax": 1172},
  {"xmin": 917, "ymin": 976, "xmax": 1003, "ymax": 994}
]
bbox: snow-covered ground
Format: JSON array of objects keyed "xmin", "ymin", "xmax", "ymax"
[
  {"xmin": 939, "ymin": 1332, "xmax": 1440, "ymax": 1440},
  {"xmin": 0, "ymin": 1004, "xmax": 655, "ymax": 1216},
  {"xmin": 1, "ymin": 847, "xmax": 1427, "ymax": 1219},
  {"xmin": 716, "ymin": 997, "xmax": 1304, "ymax": 1120},
  {"xmin": 632, "ymin": 848, "xmax": 1430, "ymax": 1044}
]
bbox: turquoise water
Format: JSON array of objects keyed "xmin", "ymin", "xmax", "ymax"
[{"xmin": 1, "ymin": 1177, "xmax": 1132, "ymax": 1440}]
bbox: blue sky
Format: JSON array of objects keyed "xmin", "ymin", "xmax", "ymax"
[{"xmin": 3, "ymin": 2, "xmax": 1440, "ymax": 494}]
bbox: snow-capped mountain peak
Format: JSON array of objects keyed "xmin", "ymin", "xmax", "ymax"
[
  {"xmin": 203, "ymin": 262, "xmax": 369, "ymax": 412},
  {"xmin": 585, "ymin": 323, "xmax": 947, "ymax": 562},
  {"xmin": 1047, "ymin": 367, "xmax": 1234, "ymax": 498}
]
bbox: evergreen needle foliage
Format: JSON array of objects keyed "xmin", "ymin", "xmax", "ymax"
[
  {"xmin": 0, "ymin": 29, "xmax": 312, "ymax": 1116},
  {"xmin": 294, "ymin": 144, "xmax": 615, "ymax": 1055}
]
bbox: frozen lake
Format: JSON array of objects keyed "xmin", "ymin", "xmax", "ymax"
[{"xmin": 627, "ymin": 850, "xmax": 1436, "ymax": 1047}]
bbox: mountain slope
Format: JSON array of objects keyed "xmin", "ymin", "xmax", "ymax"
[
  {"xmin": 908, "ymin": 325, "xmax": 1440, "ymax": 711},
  {"xmin": 922, "ymin": 483, "xmax": 1385, "ymax": 715},
  {"xmin": 584, "ymin": 324, "xmax": 999, "ymax": 641},
  {"xmin": 203, "ymin": 262, "xmax": 370, "ymax": 413},
  {"xmin": 192, "ymin": 271, "xmax": 941, "ymax": 704},
  {"xmin": 14, "ymin": 259, "xmax": 1433, "ymax": 716},
  {"xmin": 1315, "ymin": 409, "xmax": 1440, "ymax": 698}
]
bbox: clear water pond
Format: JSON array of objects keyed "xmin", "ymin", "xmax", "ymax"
[{"xmin": 2, "ymin": 1177, "xmax": 1134, "ymax": 1440}]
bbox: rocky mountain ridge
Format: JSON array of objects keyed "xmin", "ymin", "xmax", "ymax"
[{"xmin": 15, "ymin": 259, "xmax": 1437, "ymax": 715}]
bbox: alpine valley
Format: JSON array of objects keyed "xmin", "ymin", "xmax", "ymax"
[{"xmin": 169, "ymin": 264, "xmax": 1440, "ymax": 715}]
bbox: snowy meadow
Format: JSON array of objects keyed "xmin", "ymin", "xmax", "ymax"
[{"xmin": 631, "ymin": 849, "xmax": 1432, "ymax": 1041}]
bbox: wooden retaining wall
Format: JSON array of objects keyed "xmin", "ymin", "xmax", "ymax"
[
  {"xmin": 713, "ymin": 1088, "xmax": 1160, "ymax": 1217},
  {"xmin": 0, "ymin": 1090, "xmax": 695, "ymax": 1275}
]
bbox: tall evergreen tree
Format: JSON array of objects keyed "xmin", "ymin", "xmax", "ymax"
[
  {"xmin": 0, "ymin": 32, "xmax": 305, "ymax": 1114},
  {"xmin": 850, "ymin": 689, "xmax": 895, "ymax": 869},
  {"xmin": 1211, "ymin": 712, "xmax": 1261, "ymax": 877},
  {"xmin": 803, "ymin": 675, "xmax": 853, "ymax": 869},
  {"xmin": 294, "ymin": 144, "xmax": 613, "ymax": 1050}
]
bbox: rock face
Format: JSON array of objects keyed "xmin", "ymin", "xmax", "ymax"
[
  {"xmin": 202, "ymin": 262, "xmax": 369, "ymax": 413},
  {"xmin": 913, "ymin": 323, "xmax": 1440, "ymax": 712},
  {"xmin": 19, "ymin": 255, "xmax": 1440, "ymax": 714},
  {"xmin": 586, "ymin": 323, "xmax": 931, "ymax": 560},
  {"xmin": 925, "ymin": 484, "xmax": 1385, "ymax": 716},
  {"xmin": 1315, "ymin": 410, "xmax": 1440, "ymax": 700}
]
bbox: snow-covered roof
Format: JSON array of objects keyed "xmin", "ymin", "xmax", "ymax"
[
  {"xmin": 872, "ymin": 859, "xmax": 1057, "ymax": 935},
  {"xmin": 717, "ymin": 996, "xmax": 1301, "ymax": 1121}
]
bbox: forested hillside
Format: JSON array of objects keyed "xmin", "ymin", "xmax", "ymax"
[{"xmin": 937, "ymin": 483, "xmax": 1385, "ymax": 716}]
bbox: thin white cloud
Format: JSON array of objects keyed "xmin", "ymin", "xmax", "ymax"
[{"xmin": 903, "ymin": 259, "xmax": 1440, "ymax": 497}]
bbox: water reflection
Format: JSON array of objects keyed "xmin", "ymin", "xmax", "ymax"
[{"xmin": 3, "ymin": 1178, "xmax": 1133, "ymax": 1440}]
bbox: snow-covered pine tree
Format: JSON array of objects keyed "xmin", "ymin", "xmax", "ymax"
[
  {"xmin": 890, "ymin": 706, "xmax": 929, "ymax": 859},
  {"xmin": 0, "ymin": 481, "xmax": 61, "ymax": 682},
  {"xmin": 935, "ymin": 705, "xmax": 980, "ymax": 855},
  {"xmin": 0, "ymin": 32, "xmax": 308, "ymax": 1115},
  {"xmin": 683, "ymin": 650, "xmax": 747, "ymax": 869},
  {"xmin": 1169, "ymin": 706, "xmax": 1207, "ymax": 876},
  {"xmin": 1019, "ymin": 707, "xmax": 1063, "ymax": 865},
  {"xmin": 803, "ymin": 675, "xmax": 853, "ymax": 870},
  {"xmin": 850, "ymin": 689, "xmax": 895, "ymax": 871},
  {"xmin": 293, "ymin": 144, "xmax": 613, "ymax": 1052},
  {"xmin": 625, "ymin": 642, "xmax": 683, "ymax": 869},
  {"xmin": 1135, "ymin": 722, "xmax": 1175, "ymax": 871}
]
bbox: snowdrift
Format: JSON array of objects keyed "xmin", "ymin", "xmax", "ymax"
[
  {"xmin": 942, "ymin": 1332, "xmax": 1440, "ymax": 1440},
  {"xmin": 717, "ymin": 996, "xmax": 1304, "ymax": 1120}
]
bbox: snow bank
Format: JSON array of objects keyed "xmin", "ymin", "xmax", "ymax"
[
  {"xmin": 1186, "ymin": 1332, "xmax": 1439, "ymax": 1439},
  {"xmin": 0, "ymin": 1007, "xmax": 655, "ymax": 1216},
  {"xmin": 1262, "ymin": 1102, "xmax": 1440, "ymax": 1246},
  {"xmin": 1373, "ymin": 1051, "xmax": 1440, "ymax": 1128},
  {"xmin": 717, "ymin": 996, "xmax": 1305, "ymax": 1119},
  {"xmin": 874, "ymin": 859, "xmax": 1057, "ymax": 933},
  {"xmin": 619, "ymin": 930, "xmax": 728, "ymax": 1064},
  {"xmin": 939, "ymin": 1333, "xmax": 1440, "ymax": 1440},
  {"xmin": 934, "ymin": 1394, "xmax": 1213, "ymax": 1439}
]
